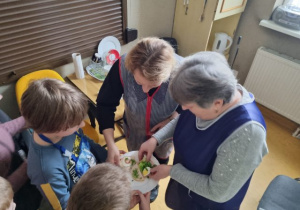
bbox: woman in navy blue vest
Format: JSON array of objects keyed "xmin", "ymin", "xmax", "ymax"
[{"xmin": 139, "ymin": 51, "xmax": 268, "ymax": 210}]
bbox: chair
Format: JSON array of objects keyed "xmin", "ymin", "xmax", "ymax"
[
  {"xmin": 257, "ymin": 175, "xmax": 300, "ymax": 210},
  {"xmin": 15, "ymin": 69, "xmax": 100, "ymax": 142}
]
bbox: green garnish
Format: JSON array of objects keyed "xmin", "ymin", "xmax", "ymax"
[
  {"xmin": 138, "ymin": 156, "xmax": 154, "ymax": 173},
  {"xmin": 131, "ymin": 159, "xmax": 136, "ymax": 166},
  {"xmin": 132, "ymin": 169, "xmax": 139, "ymax": 178}
]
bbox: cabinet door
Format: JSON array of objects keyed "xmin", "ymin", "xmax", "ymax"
[
  {"xmin": 172, "ymin": 0, "xmax": 218, "ymax": 56},
  {"xmin": 214, "ymin": 0, "xmax": 247, "ymax": 20}
]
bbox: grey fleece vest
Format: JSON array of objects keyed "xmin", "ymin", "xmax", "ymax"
[{"xmin": 119, "ymin": 54, "xmax": 181, "ymax": 158}]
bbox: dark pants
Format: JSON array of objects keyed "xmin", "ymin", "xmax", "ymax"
[
  {"xmin": 88, "ymin": 139, "xmax": 108, "ymax": 163},
  {"xmin": 14, "ymin": 180, "xmax": 42, "ymax": 210}
]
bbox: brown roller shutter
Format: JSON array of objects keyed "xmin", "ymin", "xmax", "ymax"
[{"xmin": 0, "ymin": 0, "xmax": 127, "ymax": 84}]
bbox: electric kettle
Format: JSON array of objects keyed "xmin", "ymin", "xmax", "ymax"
[{"xmin": 212, "ymin": 33, "xmax": 233, "ymax": 54}]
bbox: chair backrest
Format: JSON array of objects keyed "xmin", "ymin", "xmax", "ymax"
[
  {"xmin": 257, "ymin": 175, "xmax": 300, "ymax": 210},
  {"xmin": 15, "ymin": 69, "xmax": 64, "ymax": 109}
]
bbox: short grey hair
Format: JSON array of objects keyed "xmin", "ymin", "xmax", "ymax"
[{"xmin": 170, "ymin": 51, "xmax": 237, "ymax": 108}]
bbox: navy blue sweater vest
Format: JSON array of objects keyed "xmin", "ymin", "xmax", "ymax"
[{"xmin": 166, "ymin": 99, "xmax": 266, "ymax": 210}]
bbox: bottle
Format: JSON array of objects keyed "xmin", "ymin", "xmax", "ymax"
[{"xmin": 94, "ymin": 53, "xmax": 102, "ymax": 63}]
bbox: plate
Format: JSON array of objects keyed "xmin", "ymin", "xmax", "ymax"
[
  {"xmin": 98, "ymin": 36, "xmax": 121, "ymax": 59},
  {"xmin": 86, "ymin": 66, "xmax": 106, "ymax": 81},
  {"xmin": 105, "ymin": 49, "xmax": 120, "ymax": 65},
  {"xmin": 120, "ymin": 151, "xmax": 159, "ymax": 194}
]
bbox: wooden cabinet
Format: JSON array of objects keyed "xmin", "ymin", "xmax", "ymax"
[
  {"xmin": 172, "ymin": 0, "xmax": 247, "ymax": 57},
  {"xmin": 215, "ymin": 0, "xmax": 247, "ymax": 20}
]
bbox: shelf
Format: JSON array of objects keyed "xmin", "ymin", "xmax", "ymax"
[{"xmin": 259, "ymin": 20, "xmax": 300, "ymax": 39}]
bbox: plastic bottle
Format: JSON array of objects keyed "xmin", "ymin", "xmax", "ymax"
[{"xmin": 94, "ymin": 53, "xmax": 102, "ymax": 63}]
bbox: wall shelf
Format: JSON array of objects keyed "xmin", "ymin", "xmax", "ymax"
[{"xmin": 259, "ymin": 19, "xmax": 300, "ymax": 39}]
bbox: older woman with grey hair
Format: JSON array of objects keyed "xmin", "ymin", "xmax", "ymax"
[{"xmin": 138, "ymin": 51, "xmax": 268, "ymax": 210}]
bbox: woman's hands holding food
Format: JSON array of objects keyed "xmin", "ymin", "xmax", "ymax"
[
  {"xmin": 138, "ymin": 137, "xmax": 158, "ymax": 161},
  {"xmin": 103, "ymin": 128, "xmax": 121, "ymax": 165},
  {"xmin": 150, "ymin": 164, "xmax": 172, "ymax": 181},
  {"xmin": 106, "ymin": 143, "xmax": 121, "ymax": 165}
]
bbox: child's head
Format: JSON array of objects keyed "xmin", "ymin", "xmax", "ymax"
[
  {"xmin": 0, "ymin": 177, "xmax": 15, "ymax": 210},
  {"xmin": 21, "ymin": 78, "xmax": 88, "ymax": 134},
  {"xmin": 68, "ymin": 163, "xmax": 131, "ymax": 210}
]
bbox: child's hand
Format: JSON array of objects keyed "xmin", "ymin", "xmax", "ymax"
[
  {"xmin": 137, "ymin": 191, "xmax": 150, "ymax": 210},
  {"xmin": 130, "ymin": 190, "xmax": 141, "ymax": 209}
]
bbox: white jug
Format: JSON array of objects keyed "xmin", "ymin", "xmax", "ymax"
[{"xmin": 212, "ymin": 33, "xmax": 233, "ymax": 54}]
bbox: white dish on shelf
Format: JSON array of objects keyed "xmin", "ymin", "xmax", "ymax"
[
  {"xmin": 86, "ymin": 65, "xmax": 91, "ymax": 71},
  {"xmin": 98, "ymin": 36, "xmax": 121, "ymax": 58}
]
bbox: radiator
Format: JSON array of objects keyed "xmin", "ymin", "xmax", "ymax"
[{"xmin": 244, "ymin": 47, "xmax": 300, "ymax": 124}]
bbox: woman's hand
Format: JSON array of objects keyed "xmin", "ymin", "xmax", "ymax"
[
  {"xmin": 137, "ymin": 191, "xmax": 150, "ymax": 210},
  {"xmin": 103, "ymin": 129, "xmax": 120, "ymax": 165},
  {"xmin": 138, "ymin": 137, "xmax": 158, "ymax": 161},
  {"xmin": 149, "ymin": 164, "xmax": 172, "ymax": 181},
  {"xmin": 150, "ymin": 112, "xmax": 179, "ymax": 134},
  {"xmin": 106, "ymin": 144, "xmax": 120, "ymax": 165},
  {"xmin": 150, "ymin": 118, "xmax": 170, "ymax": 134}
]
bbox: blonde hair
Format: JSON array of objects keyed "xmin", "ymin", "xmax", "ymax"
[
  {"xmin": 0, "ymin": 177, "xmax": 13, "ymax": 210},
  {"xmin": 125, "ymin": 37, "xmax": 175, "ymax": 83},
  {"xmin": 21, "ymin": 78, "xmax": 88, "ymax": 133},
  {"xmin": 68, "ymin": 163, "xmax": 131, "ymax": 210}
]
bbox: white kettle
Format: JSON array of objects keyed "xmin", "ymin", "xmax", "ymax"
[{"xmin": 212, "ymin": 33, "xmax": 233, "ymax": 54}]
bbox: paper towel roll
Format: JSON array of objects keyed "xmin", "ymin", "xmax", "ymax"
[{"xmin": 72, "ymin": 53, "xmax": 85, "ymax": 79}]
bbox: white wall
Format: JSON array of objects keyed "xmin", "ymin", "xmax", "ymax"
[
  {"xmin": 0, "ymin": 0, "xmax": 176, "ymax": 118},
  {"xmin": 228, "ymin": 0, "xmax": 300, "ymax": 84}
]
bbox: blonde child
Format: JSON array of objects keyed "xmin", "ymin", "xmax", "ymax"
[
  {"xmin": 68, "ymin": 163, "xmax": 150, "ymax": 210},
  {"xmin": 0, "ymin": 176, "xmax": 16, "ymax": 210}
]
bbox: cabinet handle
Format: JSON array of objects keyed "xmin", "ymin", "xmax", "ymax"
[{"xmin": 200, "ymin": 0, "xmax": 208, "ymax": 22}]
